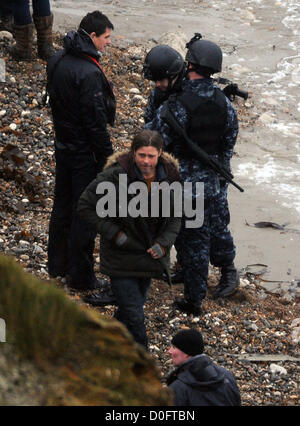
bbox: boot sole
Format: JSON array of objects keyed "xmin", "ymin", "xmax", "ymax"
[
  {"xmin": 174, "ymin": 301, "xmax": 202, "ymax": 316},
  {"xmin": 217, "ymin": 286, "xmax": 239, "ymax": 298},
  {"xmin": 83, "ymin": 297, "xmax": 117, "ymax": 306}
]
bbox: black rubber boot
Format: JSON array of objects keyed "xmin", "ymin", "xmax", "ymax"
[
  {"xmin": 174, "ymin": 297, "xmax": 202, "ymax": 315},
  {"xmin": 171, "ymin": 269, "xmax": 184, "ymax": 284},
  {"xmin": 83, "ymin": 287, "xmax": 117, "ymax": 306},
  {"xmin": 162, "ymin": 268, "xmax": 184, "ymax": 284},
  {"xmin": 67, "ymin": 277, "xmax": 110, "ymax": 291},
  {"xmin": 214, "ymin": 264, "xmax": 239, "ymax": 298}
]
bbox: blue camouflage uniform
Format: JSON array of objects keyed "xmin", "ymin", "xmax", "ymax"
[
  {"xmin": 144, "ymin": 87, "xmax": 168, "ymax": 124},
  {"xmin": 145, "ymin": 78, "xmax": 238, "ymax": 306},
  {"xmin": 144, "ymin": 88, "xmax": 157, "ymax": 124}
]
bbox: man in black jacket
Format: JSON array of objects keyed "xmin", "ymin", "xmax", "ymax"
[
  {"xmin": 47, "ymin": 11, "xmax": 116, "ymax": 290},
  {"xmin": 167, "ymin": 329, "xmax": 241, "ymax": 406},
  {"xmin": 78, "ymin": 129, "xmax": 182, "ymax": 348}
]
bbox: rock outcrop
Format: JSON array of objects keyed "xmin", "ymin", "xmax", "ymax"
[
  {"xmin": 157, "ymin": 31, "xmax": 188, "ymax": 58},
  {"xmin": 0, "ymin": 255, "xmax": 172, "ymax": 406}
]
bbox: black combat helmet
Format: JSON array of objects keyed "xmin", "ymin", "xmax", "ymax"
[
  {"xmin": 143, "ymin": 45, "xmax": 185, "ymax": 81},
  {"xmin": 186, "ymin": 38, "xmax": 223, "ymax": 74}
]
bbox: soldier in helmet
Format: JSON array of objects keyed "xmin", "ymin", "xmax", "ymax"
[
  {"xmin": 143, "ymin": 45, "xmax": 186, "ymax": 123},
  {"xmin": 145, "ymin": 37, "xmax": 240, "ymax": 315}
]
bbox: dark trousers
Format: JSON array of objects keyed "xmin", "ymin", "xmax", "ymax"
[
  {"xmin": 13, "ymin": 0, "xmax": 51, "ymax": 25},
  {"xmin": 111, "ymin": 277, "xmax": 151, "ymax": 349},
  {"xmin": 209, "ymin": 185, "xmax": 235, "ymax": 267},
  {"xmin": 175, "ymin": 187, "xmax": 235, "ymax": 305},
  {"xmin": 48, "ymin": 149, "xmax": 97, "ymax": 286}
]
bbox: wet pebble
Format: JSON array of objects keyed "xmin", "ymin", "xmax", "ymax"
[{"xmin": 270, "ymin": 364, "xmax": 288, "ymax": 377}]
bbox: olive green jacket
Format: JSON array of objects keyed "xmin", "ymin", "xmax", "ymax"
[{"xmin": 77, "ymin": 150, "xmax": 182, "ymax": 281}]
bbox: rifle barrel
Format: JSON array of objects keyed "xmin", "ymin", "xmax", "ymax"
[{"xmin": 161, "ymin": 106, "xmax": 244, "ymax": 192}]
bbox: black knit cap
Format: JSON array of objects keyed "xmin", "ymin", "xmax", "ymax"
[{"xmin": 171, "ymin": 329, "xmax": 204, "ymax": 356}]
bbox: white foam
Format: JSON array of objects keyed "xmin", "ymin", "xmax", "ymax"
[
  {"xmin": 238, "ymin": 0, "xmax": 300, "ymax": 217},
  {"xmin": 289, "ymin": 41, "xmax": 298, "ymax": 50},
  {"xmin": 268, "ymin": 55, "xmax": 300, "ymax": 84},
  {"xmin": 237, "ymin": 159, "xmax": 277, "ymax": 184},
  {"xmin": 268, "ymin": 122, "xmax": 300, "ymax": 139},
  {"xmin": 237, "ymin": 160, "xmax": 300, "ymax": 213}
]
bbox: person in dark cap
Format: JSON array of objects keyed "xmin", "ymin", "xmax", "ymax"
[{"xmin": 167, "ymin": 328, "xmax": 241, "ymax": 406}]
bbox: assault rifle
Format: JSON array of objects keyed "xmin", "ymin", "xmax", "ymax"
[
  {"xmin": 160, "ymin": 103, "xmax": 244, "ymax": 193},
  {"xmin": 214, "ymin": 77, "xmax": 249, "ymax": 101}
]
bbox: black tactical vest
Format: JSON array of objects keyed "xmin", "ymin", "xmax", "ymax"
[{"xmin": 168, "ymin": 88, "xmax": 227, "ymax": 157}]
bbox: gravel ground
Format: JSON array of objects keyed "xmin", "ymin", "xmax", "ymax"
[{"xmin": 0, "ymin": 32, "xmax": 299, "ymax": 406}]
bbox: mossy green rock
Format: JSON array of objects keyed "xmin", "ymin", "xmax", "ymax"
[{"xmin": 0, "ymin": 255, "xmax": 173, "ymax": 406}]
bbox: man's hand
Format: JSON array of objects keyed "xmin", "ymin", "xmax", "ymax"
[{"xmin": 147, "ymin": 243, "xmax": 165, "ymax": 259}]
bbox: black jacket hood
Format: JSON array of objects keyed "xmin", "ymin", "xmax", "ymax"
[
  {"xmin": 166, "ymin": 354, "xmax": 241, "ymax": 406},
  {"xmin": 63, "ymin": 29, "xmax": 100, "ymax": 59},
  {"xmin": 173, "ymin": 354, "xmax": 226, "ymax": 390}
]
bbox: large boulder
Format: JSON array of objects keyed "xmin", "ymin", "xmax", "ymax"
[
  {"xmin": 0, "ymin": 255, "xmax": 172, "ymax": 406},
  {"xmin": 157, "ymin": 31, "xmax": 188, "ymax": 58}
]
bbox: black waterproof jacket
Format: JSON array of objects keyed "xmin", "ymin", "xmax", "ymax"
[
  {"xmin": 47, "ymin": 29, "xmax": 115, "ymax": 167},
  {"xmin": 77, "ymin": 150, "xmax": 182, "ymax": 280},
  {"xmin": 167, "ymin": 354, "xmax": 241, "ymax": 406}
]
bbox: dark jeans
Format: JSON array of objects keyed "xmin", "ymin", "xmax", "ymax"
[
  {"xmin": 111, "ymin": 277, "xmax": 151, "ymax": 349},
  {"xmin": 13, "ymin": 0, "xmax": 51, "ymax": 25},
  {"xmin": 48, "ymin": 149, "xmax": 97, "ymax": 286}
]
